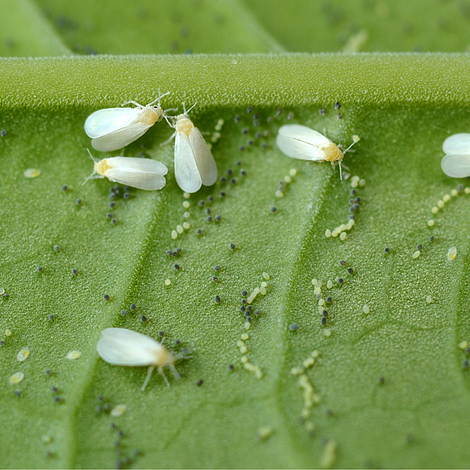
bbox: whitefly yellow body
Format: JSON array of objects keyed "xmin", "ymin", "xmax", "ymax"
[
  {"xmin": 84, "ymin": 149, "xmax": 168, "ymax": 190},
  {"xmin": 441, "ymin": 133, "xmax": 470, "ymax": 178},
  {"xmin": 165, "ymin": 104, "xmax": 217, "ymax": 193},
  {"xmin": 85, "ymin": 92, "xmax": 172, "ymax": 152},
  {"xmin": 276, "ymin": 124, "xmax": 358, "ymax": 179},
  {"xmin": 97, "ymin": 328, "xmax": 180, "ymax": 391}
]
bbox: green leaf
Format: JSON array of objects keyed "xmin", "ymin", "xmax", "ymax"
[{"xmin": 2, "ymin": 1, "xmax": 470, "ymax": 469}]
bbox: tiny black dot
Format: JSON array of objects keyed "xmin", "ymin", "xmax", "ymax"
[
  {"xmin": 111, "ymin": 218, "xmax": 117, "ymax": 225},
  {"xmin": 276, "ymin": 108, "xmax": 282, "ymax": 115},
  {"xmin": 71, "ymin": 268, "xmax": 78, "ymax": 275},
  {"xmin": 234, "ymin": 115, "xmax": 240, "ymax": 123},
  {"xmin": 347, "ymin": 214, "xmax": 356, "ymax": 220},
  {"xmin": 37, "ymin": 266, "xmax": 43, "ymax": 272},
  {"xmin": 384, "ymin": 247, "xmax": 390, "ymax": 253},
  {"xmin": 230, "ymin": 178, "xmax": 236, "ymax": 184},
  {"xmin": 174, "ymin": 264, "xmax": 180, "ymax": 271},
  {"xmin": 215, "ymin": 295, "xmax": 221, "ymax": 304},
  {"xmin": 289, "ymin": 324, "xmax": 299, "ymax": 331},
  {"xmin": 196, "ymin": 379, "xmax": 203, "ymax": 386},
  {"xmin": 141, "ymin": 315, "xmax": 147, "ymax": 323},
  {"xmin": 350, "ymin": 189, "xmax": 357, "ymax": 196},
  {"xmin": 347, "ymin": 267, "xmax": 354, "ymax": 275},
  {"xmin": 205, "ymin": 208, "xmax": 211, "ymax": 215},
  {"xmin": 240, "ymin": 305, "xmax": 246, "ymax": 312},
  {"xmin": 240, "ymin": 169, "xmax": 247, "ymax": 176},
  {"xmin": 212, "ymin": 276, "xmax": 218, "ymax": 282},
  {"xmin": 242, "ymin": 128, "xmax": 248, "ymax": 135},
  {"xmin": 319, "ymin": 108, "xmax": 326, "ymax": 115},
  {"xmin": 239, "ymin": 146, "xmax": 245, "ymax": 151},
  {"xmin": 321, "ymin": 317, "xmax": 327, "ymax": 326},
  {"xmin": 121, "ymin": 309, "xmax": 128, "ymax": 316},
  {"xmin": 208, "ymin": 196, "xmax": 214, "ymax": 202},
  {"xmin": 109, "ymin": 201, "xmax": 115, "ymax": 208},
  {"xmin": 0, "ymin": 129, "xmax": 6, "ymax": 137},
  {"xmin": 228, "ymin": 364, "xmax": 235, "ymax": 371},
  {"xmin": 270, "ymin": 206, "xmax": 277, "ymax": 213},
  {"xmin": 326, "ymin": 296, "xmax": 332, "ymax": 303},
  {"xmin": 48, "ymin": 314, "xmax": 55, "ymax": 321},
  {"xmin": 220, "ymin": 191, "xmax": 226, "ymax": 197},
  {"xmin": 103, "ymin": 294, "xmax": 110, "ymax": 301},
  {"xmin": 124, "ymin": 192, "xmax": 130, "ymax": 199},
  {"xmin": 322, "ymin": 310, "xmax": 328, "ymax": 317},
  {"xmin": 227, "ymin": 169, "xmax": 233, "ymax": 176},
  {"xmin": 220, "ymin": 176, "xmax": 227, "ymax": 183},
  {"xmin": 53, "ymin": 245, "xmax": 60, "ymax": 252},
  {"xmin": 339, "ymin": 260, "xmax": 347, "ymax": 266},
  {"xmin": 337, "ymin": 113, "xmax": 343, "ymax": 119},
  {"xmin": 254, "ymin": 310, "xmax": 260, "ymax": 316},
  {"xmin": 242, "ymin": 290, "xmax": 248, "ymax": 297},
  {"xmin": 75, "ymin": 198, "xmax": 82, "ymax": 205},
  {"xmin": 61, "ymin": 184, "xmax": 68, "ymax": 192},
  {"xmin": 429, "ymin": 236, "xmax": 434, "ymax": 242},
  {"xmin": 335, "ymin": 101, "xmax": 342, "ymax": 109},
  {"xmin": 175, "ymin": 339, "xmax": 181, "ymax": 345},
  {"xmin": 130, "ymin": 304, "xmax": 136, "ymax": 311},
  {"xmin": 248, "ymin": 140, "xmax": 254, "ymax": 146},
  {"xmin": 416, "ymin": 244, "xmax": 423, "ymax": 251},
  {"xmin": 213, "ymin": 265, "xmax": 220, "ymax": 271},
  {"xmin": 198, "ymin": 200, "xmax": 205, "ymax": 207},
  {"xmin": 206, "ymin": 216, "xmax": 212, "ymax": 223},
  {"xmin": 196, "ymin": 229, "xmax": 202, "ymax": 235},
  {"xmin": 229, "ymin": 243, "xmax": 235, "ymax": 250},
  {"xmin": 215, "ymin": 215, "xmax": 221, "ymax": 222},
  {"xmin": 106, "ymin": 213, "xmax": 113, "ymax": 219},
  {"xmin": 337, "ymin": 278, "xmax": 344, "ymax": 284},
  {"xmin": 158, "ymin": 331, "xmax": 165, "ymax": 337}
]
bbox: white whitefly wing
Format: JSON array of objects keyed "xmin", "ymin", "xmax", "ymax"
[
  {"xmin": 104, "ymin": 157, "xmax": 167, "ymax": 190},
  {"xmin": 276, "ymin": 124, "xmax": 329, "ymax": 161},
  {"xmin": 97, "ymin": 328, "xmax": 162, "ymax": 366},
  {"xmin": 441, "ymin": 154, "xmax": 470, "ymax": 178},
  {"xmin": 278, "ymin": 124, "xmax": 331, "ymax": 146},
  {"xmin": 442, "ymin": 133, "xmax": 470, "ymax": 155},
  {"xmin": 189, "ymin": 127, "xmax": 217, "ymax": 186},
  {"xmin": 175, "ymin": 132, "xmax": 202, "ymax": 193},
  {"xmin": 85, "ymin": 108, "xmax": 142, "ymax": 139},
  {"xmin": 91, "ymin": 122, "xmax": 151, "ymax": 152}
]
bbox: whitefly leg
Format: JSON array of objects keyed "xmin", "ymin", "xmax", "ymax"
[
  {"xmin": 141, "ymin": 365, "xmax": 155, "ymax": 391},
  {"xmin": 158, "ymin": 366, "xmax": 171, "ymax": 387}
]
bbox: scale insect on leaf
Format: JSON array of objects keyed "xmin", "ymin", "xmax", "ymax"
[
  {"xmin": 84, "ymin": 92, "xmax": 175, "ymax": 152},
  {"xmin": 162, "ymin": 103, "xmax": 217, "ymax": 193},
  {"xmin": 83, "ymin": 149, "xmax": 168, "ymax": 190},
  {"xmin": 96, "ymin": 328, "xmax": 191, "ymax": 391},
  {"xmin": 441, "ymin": 133, "xmax": 470, "ymax": 178},
  {"xmin": 276, "ymin": 124, "xmax": 359, "ymax": 180}
]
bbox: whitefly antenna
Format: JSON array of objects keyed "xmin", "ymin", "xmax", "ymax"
[{"xmin": 82, "ymin": 149, "xmax": 102, "ymax": 185}]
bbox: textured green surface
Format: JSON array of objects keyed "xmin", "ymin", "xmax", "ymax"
[{"xmin": 1, "ymin": 1, "xmax": 470, "ymax": 469}]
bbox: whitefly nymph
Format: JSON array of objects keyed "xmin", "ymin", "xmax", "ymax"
[
  {"xmin": 276, "ymin": 124, "xmax": 359, "ymax": 179},
  {"xmin": 97, "ymin": 328, "xmax": 190, "ymax": 391},
  {"xmin": 441, "ymin": 133, "xmax": 470, "ymax": 178},
  {"xmin": 163, "ymin": 103, "xmax": 217, "ymax": 193},
  {"xmin": 84, "ymin": 92, "xmax": 175, "ymax": 152},
  {"xmin": 83, "ymin": 149, "xmax": 168, "ymax": 190}
]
